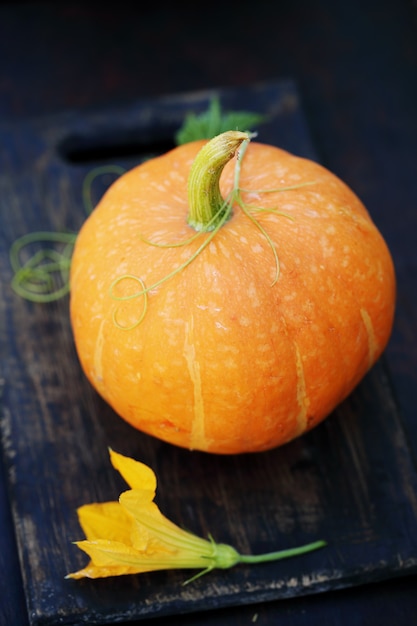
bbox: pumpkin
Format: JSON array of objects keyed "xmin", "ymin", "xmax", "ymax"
[{"xmin": 69, "ymin": 131, "xmax": 396, "ymax": 454}]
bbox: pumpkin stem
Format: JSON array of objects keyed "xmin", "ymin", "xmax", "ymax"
[{"xmin": 187, "ymin": 131, "xmax": 249, "ymax": 231}]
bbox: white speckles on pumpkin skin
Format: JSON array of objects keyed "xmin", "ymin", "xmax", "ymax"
[
  {"xmin": 151, "ymin": 181, "xmax": 170, "ymax": 192},
  {"xmin": 167, "ymin": 332, "xmax": 180, "ymax": 347},
  {"xmin": 215, "ymin": 321, "xmax": 228, "ymax": 331},
  {"xmin": 201, "ymin": 265, "xmax": 225, "ymax": 297},
  {"xmin": 217, "ymin": 240, "xmax": 231, "ymax": 258},
  {"xmin": 278, "ymin": 202, "xmax": 297, "ymax": 213},
  {"xmin": 153, "ymin": 362, "xmax": 167, "ymax": 375},
  {"xmin": 104, "ymin": 248, "xmax": 120, "ymax": 260},
  {"xmin": 222, "ymin": 357, "xmax": 239, "ymax": 369},
  {"xmin": 161, "ymin": 289, "xmax": 177, "ymax": 306},
  {"xmin": 257, "ymin": 343, "xmax": 272, "ymax": 354},
  {"xmin": 247, "ymin": 282, "xmax": 261, "ymax": 307},
  {"xmin": 170, "ymin": 193, "xmax": 187, "ymax": 204},
  {"xmin": 319, "ymin": 235, "xmax": 335, "ymax": 257},
  {"xmin": 302, "ymin": 208, "xmax": 320, "ymax": 218},
  {"xmin": 283, "ymin": 291, "xmax": 298, "ymax": 302},
  {"xmin": 169, "ymin": 169, "xmax": 186, "ymax": 184},
  {"xmin": 146, "ymin": 228, "xmax": 171, "ymax": 241},
  {"xmin": 218, "ymin": 343, "xmax": 239, "ymax": 355},
  {"xmin": 251, "ymin": 243, "xmax": 263, "ymax": 253}
]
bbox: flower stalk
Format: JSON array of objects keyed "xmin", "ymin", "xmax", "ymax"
[{"xmin": 66, "ymin": 449, "xmax": 326, "ymax": 583}]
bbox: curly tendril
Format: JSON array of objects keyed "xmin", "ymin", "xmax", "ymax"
[
  {"xmin": 82, "ymin": 165, "xmax": 127, "ymax": 215},
  {"xmin": 109, "ymin": 275, "xmax": 149, "ymax": 331},
  {"xmin": 110, "ymin": 201, "xmax": 234, "ymax": 330},
  {"xmin": 9, "ymin": 231, "xmax": 77, "ymax": 303},
  {"xmin": 9, "ymin": 165, "xmax": 126, "ymax": 302}
]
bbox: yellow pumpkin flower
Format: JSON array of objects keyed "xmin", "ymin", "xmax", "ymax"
[{"xmin": 66, "ymin": 449, "xmax": 326, "ymax": 582}]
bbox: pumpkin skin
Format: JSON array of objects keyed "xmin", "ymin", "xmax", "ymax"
[{"xmin": 69, "ymin": 137, "xmax": 396, "ymax": 454}]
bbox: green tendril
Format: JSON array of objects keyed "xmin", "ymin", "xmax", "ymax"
[
  {"xmin": 82, "ymin": 165, "xmax": 126, "ymax": 215},
  {"xmin": 239, "ymin": 180, "xmax": 317, "ymax": 194},
  {"xmin": 9, "ymin": 231, "xmax": 77, "ymax": 302},
  {"xmin": 9, "ymin": 165, "xmax": 126, "ymax": 302},
  {"xmin": 109, "ymin": 275, "xmax": 149, "ymax": 331},
  {"xmin": 110, "ymin": 199, "xmax": 233, "ymax": 326},
  {"xmin": 226, "ymin": 142, "xmax": 313, "ymax": 285}
]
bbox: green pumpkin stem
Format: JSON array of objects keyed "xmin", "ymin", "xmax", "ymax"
[{"xmin": 187, "ymin": 131, "xmax": 249, "ymax": 232}]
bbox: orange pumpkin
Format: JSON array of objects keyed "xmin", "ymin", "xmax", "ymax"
[{"xmin": 69, "ymin": 131, "xmax": 396, "ymax": 454}]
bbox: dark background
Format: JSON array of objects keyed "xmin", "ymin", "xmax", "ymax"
[{"xmin": 1, "ymin": 1, "xmax": 417, "ymax": 625}]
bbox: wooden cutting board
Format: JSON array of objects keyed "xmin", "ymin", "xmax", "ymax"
[{"xmin": 1, "ymin": 80, "xmax": 417, "ymax": 626}]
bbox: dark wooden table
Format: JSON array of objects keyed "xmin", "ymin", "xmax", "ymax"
[{"xmin": 1, "ymin": 2, "xmax": 416, "ymax": 625}]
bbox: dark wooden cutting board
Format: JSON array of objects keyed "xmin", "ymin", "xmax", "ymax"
[{"xmin": 1, "ymin": 80, "xmax": 417, "ymax": 626}]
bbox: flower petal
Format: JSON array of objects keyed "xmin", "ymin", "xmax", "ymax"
[
  {"xmin": 120, "ymin": 489, "xmax": 214, "ymax": 555},
  {"xmin": 66, "ymin": 539, "xmax": 159, "ymax": 578},
  {"xmin": 77, "ymin": 501, "xmax": 133, "ymax": 543},
  {"xmin": 109, "ymin": 448, "xmax": 157, "ymax": 493},
  {"xmin": 66, "ymin": 563, "xmax": 139, "ymax": 579},
  {"xmin": 66, "ymin": 538, "xmax": 210, "ymax": 579}
]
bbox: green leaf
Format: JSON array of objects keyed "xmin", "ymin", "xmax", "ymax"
[{"xmin": 175, "ymin": 97, "xmax": 267, "ymax": 145}]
